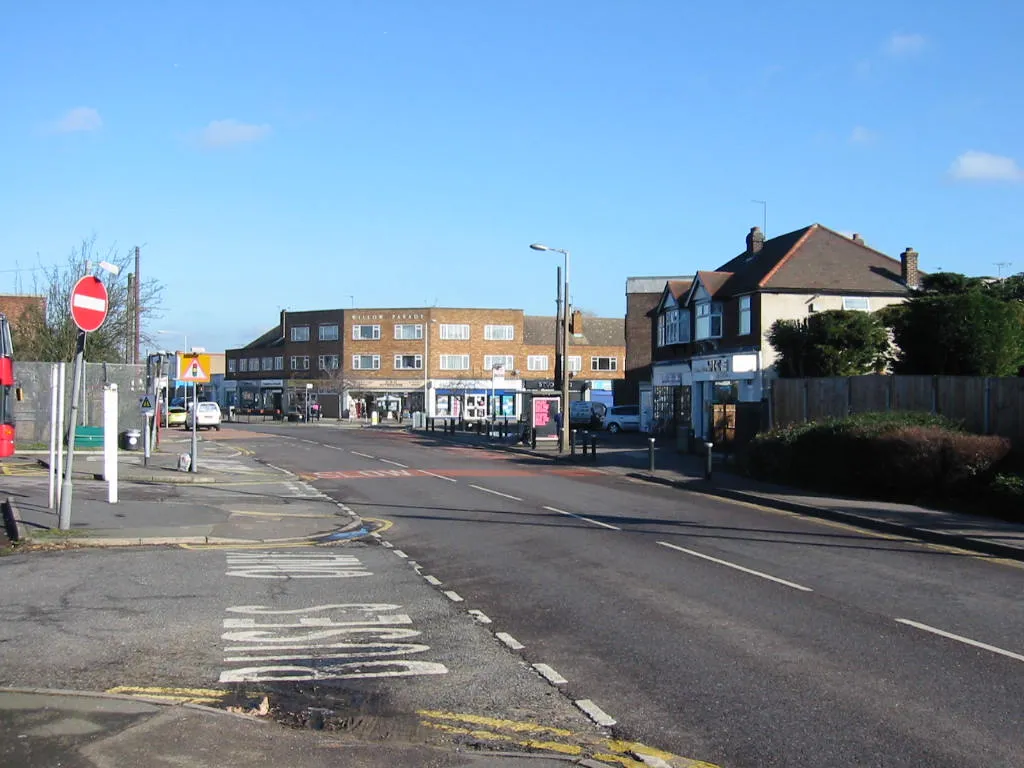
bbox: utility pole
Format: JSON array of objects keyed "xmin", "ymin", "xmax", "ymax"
[{"xmin": 134, "ymin": 246, "xmax": 141, "ymax": 364}]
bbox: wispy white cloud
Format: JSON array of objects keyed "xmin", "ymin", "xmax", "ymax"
[
  {"xmin": 198, "ymin": 119, "xmax": 271, "ymax": 149},
  {"xmin": 50, "ymin": 107, "xmax": 102, "ymax": 133},
  {"xmin": 948, "ymin": 150, "xmax": 1024, "ymax": 182},
  {"xmin": 849, "ymin": 125, "xmax": 877, "ymax": 144},
  {"xmin": 886, "ymin": 33, "xmax": 926, "ymax": 57}
]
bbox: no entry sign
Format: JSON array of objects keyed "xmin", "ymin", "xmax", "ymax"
[{"xmin": 70, "ymin": 276, "xmax": 109, "ymax": 333}]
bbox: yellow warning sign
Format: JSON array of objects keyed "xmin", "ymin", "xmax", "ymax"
[
  {"xmin": 139, "ymin": 395, "xmax": 155, "ymax": 411},
  {"xmin": 178, "ymin": 352, "xmax": 211, "ymax": 383}
]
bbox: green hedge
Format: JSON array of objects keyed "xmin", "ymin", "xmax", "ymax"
[{"xmin": 743, "ymin": 411, "xmax": 1012, "ymax": 502}]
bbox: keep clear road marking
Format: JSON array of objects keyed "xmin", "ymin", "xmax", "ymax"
[
  {"xmin": 418, "ymin": 469, "xmax": 457, "ymax": 483},
  {"xmin": 657, "ymin": 541, "xmax": 813, "ymax": 592},
  {"xmin": 380, "ymin": 459, "xmax": 408, "ymax": 468},
  {"xmin": 896, "ymin": 619, "xmax": 1024, "ymax": 663},
  {"xmin": 470, "ymin": 484, "xmax": 523, "ymax": 501},
  {"xmin": 219, "ymin": 551, "xmax": 448, "ymax": 683},
  {"xmin": 543, "ymin": 506, "xmax": 621, "ymax": 531},
  {"xmin": 351, "ymin": 451, "xmax": 376, "ymax": 459}
]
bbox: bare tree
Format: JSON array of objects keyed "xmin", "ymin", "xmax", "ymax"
[{"xmin": 15, "ymin": 237, "xmax": 165, "ymax": 362}]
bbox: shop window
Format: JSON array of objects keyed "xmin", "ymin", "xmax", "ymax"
[
  {"xmin": 352, "ymin": 354, "xmax": 380, "ymax": 370},
  {"xmin": 394, "ymin": 354, "xmax": 423, "ymax": 370},
  {"xmin": 394, "ymin": 324, "xmax": 423, "ymax": 340},
  {"xmin": 290, "ymin": 326, "xmax": 310, "ymax": 342},
  {"xmin": 440, "ymin": 324, "xmax": 470, "ymax": 340},
  {"xmin": 352, "ymin": 324, "xmax": 381, "ymax": 340},
  {"xmin": 484, "ymin": 324, "xmax": 514, "ymax": 341},
  {"xmin": 591, "ymin": 356, "xmax": 617, "ymax": 372},
  {"xmin": 527, "ymin": 355, "xmax": 548, "ymax": 371},
  {"xmin": 319, "ymin": 324, "xmax": 339, "ymax": 341}
]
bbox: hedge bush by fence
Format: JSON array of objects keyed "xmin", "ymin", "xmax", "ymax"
[{"xmin": 743, "ymin": 411, "xmax": 1012, "ymax": 503}]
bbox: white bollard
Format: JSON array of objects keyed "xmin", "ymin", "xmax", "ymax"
[
  {"xmin": 103, "ymin": 383, "xmax": 118, "ymax": 504},
  {"xmin": 48, "ymin": 364, "xmax": 59, "ymax": 509}
]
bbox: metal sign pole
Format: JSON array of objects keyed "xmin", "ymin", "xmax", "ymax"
[
  {"xmin": 58, "ymin": 331, "xmax": 86, "ymax": 530},
  {"xmin": 143, "ymin": 412, "xmax": 151, "ymax": 467},
  {"xmin": 190, "ymin": 379, "xmax": 198, "ymax": 472},
  {"xmin": 48, "ymin": 363, "xmax": 58, "ymax": 509}
]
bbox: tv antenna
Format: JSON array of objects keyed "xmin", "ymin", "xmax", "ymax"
[{"xmin": 995, "ymin": 262, "xmax": 1012, "ymax": 279}]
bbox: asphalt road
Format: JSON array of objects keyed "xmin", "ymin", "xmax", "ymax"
[{"xmin": 238, "ymin": 424, "xmax": 1024, "ymax": 768}]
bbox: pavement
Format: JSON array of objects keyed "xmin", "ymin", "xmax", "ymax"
[
  {"xmin": 0, "ymin": 689, "xmax": 616, "ymax": 768},
  {"xmin": 409, "ymin": 423, "xmax": 1024, "ymax": 562},
  {"xmin": 1, "ymin": 428, "xmax": 364, "ymax": 546}
]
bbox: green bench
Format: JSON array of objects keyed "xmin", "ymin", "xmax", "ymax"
[{"xmin": 73, "ymin": 426, "xmax": 104, "ymax": 448}]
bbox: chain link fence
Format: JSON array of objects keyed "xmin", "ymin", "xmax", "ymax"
[{"xmin": 12, "ymin": 361, "xmax": 148, "ymax": 447}]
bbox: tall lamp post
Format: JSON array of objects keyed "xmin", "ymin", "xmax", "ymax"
[
  {"xmin": 422, "ymin": 318, "xmax": 436, "ymax": 427},
  {"xmin": 530, "ymin": 243, "xmax": 570, "ymax": 452}
]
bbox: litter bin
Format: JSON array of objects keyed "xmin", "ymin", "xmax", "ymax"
[{"xmin": 119, "ymin": 429, "xmax": 142, "ymax": 451}]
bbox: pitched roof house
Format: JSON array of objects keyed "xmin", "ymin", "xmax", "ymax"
[{"xmin": 644, "ymin": 224, "xmax": 921, "ymax": 438}]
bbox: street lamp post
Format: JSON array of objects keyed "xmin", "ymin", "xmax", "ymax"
[
  {"xmin": 422, "ymin": 317, "xmax": 436, "ymax": 428},
  {"xmin": 530, "ymin": 243, "xmax": 571, "ymax": 452}
]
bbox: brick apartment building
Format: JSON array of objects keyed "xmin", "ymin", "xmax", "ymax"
[{"xmin": 224, "ymin": 306, "xmax": 625, "ymax": 420}]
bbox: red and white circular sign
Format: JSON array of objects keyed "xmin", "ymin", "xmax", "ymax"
[{"xmin": 70, "ymin": 276, "xmax": 109, "ymax": 332}]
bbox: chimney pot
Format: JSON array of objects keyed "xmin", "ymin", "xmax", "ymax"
[
  {"xmin": 746, "ymin": 226, "xmax": 765, "ymax": 258},
  {"xmin": 852, "ymin": 233, "xmax": 865, "ymax": 245},
  {"xmin": 900, "ymin": 248, "xmax": 920, "ymax": 289}
]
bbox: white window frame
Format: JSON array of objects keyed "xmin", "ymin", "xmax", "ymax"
[
  {"xmin": 527, "ymin": 355, "xmax": 549, "ymax": 371},
  {"xmin": 484, "ymin": 355, "xmax": 514, "ymax": 371},
  {"xmin": 568, "ymin": 356, "xmax": 582, "ymax": 373},
  {"xmin": 228, "ymin": 359, "xmax": 237, "ymax": 373},
  {"xmin": 290, "ymin": 355, "xmax": 309, "ymax": 371},
  {"xmin": 352, "ymin": 324, "xmax": 381, "ymax": 340},
  {"xmin": 394, "ymin": 323, "xmax": 423, "ymax": 340},
  {"xmin": 274, "ymin": 356, "xmax": 284, "ymax": 370},
  {"xmin": 237, "ymin": 359, "xmax": 247, "ymax": 372},
  {"xmin": 591, "ymin": 356, "xmax": 618, "ymax": 372},
  {"xmin": 738, "ymin": 296, "xmax": 752, "ymax": 336},
  {"xmin": 439, "ymin": 354, "xmax": 470, "ymax": 371},
  {"xmin": 695, "ymin": 301, "xmax": 723, "ymax": 340},
  {"xmin": 318, "ymin": 323, "xmax": 339, "ymax": 341},
  {"xmin": 842, "ymin": 297, "xmax": 871, "ymax": 311},
  {"xmin": 290, "ymin": 325, "xmax": 310, "ymax": 342},
  {"xmin": 248, "ymin": 358, "xmax": 260, "ymax": 371},
  {"xmin": 352, "ymin": 354, "xmax": 381, "ymax": 370},
  {"xmin": 484, "ymin": 324, "xmax": 514, "ymax": 341},
  {"xmin": 318, "ymin": 354, "xmax": 339, "ymax": 370},
  {"xmin": 439, "ymin": 323, "xmax": 470, "ymax": 340},
  {"xmin": 394, "ymin": 353, "xmax": 423, "ymax": 370}
]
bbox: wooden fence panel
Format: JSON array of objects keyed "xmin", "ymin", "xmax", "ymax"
[
  {"xmin": 771, "ymin": 379, "xmax": 805, "ymax": 427},
  {"xmin": 989, "ymin": 378, "xmax": 1024, "ymax": 444},
  {"xmin": 849, "ymin": 375, "xmax": 890, "ymax": 414},
  {"xmin": 806, "ymin": 378, "xmax": 849, "ymax": 422},
  {"xmin": 936, "ymin": 376, "xmax": 986, "ymax": 433},
  {"xmin": 892, "ymin": 376, "xmax": 935, "ymax": 413}
]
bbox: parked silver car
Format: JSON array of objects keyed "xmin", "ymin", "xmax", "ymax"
[{"xmin": 603, "ymin": 405, "xmax": 640, "ymax": 433}]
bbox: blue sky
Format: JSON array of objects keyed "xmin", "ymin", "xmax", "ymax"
[{"xmin": 2, "ymin": 1, "xmax": 1022, "ymax": 354}]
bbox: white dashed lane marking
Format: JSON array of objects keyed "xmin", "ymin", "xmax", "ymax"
[
  {"xmin": 543, "ymin": 506, "xmax": 620, "ymax": 531},
  {"xmin": 380, "ymin": 459, "xmax": 408, "ymax": 468},
  {"xmin": 351, "ymin": 451, "xmax": 376, "ymax": 459},
  {"xmin": 444, "ymin": 591, "xmax": 464, "ymax": 603},
  {"xmin": 657, "ymin": 541, "xmax": 813, "ymax": 592},
  {"xmin": 418, "ymin": 469, "xmax": 457, "ymax": 483},
  {"xmin": 424, "ymin": 575, "xmax": 442, "ymax": 586},
  {"xmin": 468, "ymin": 610, "xmax": 491, "ymax": 624},
  {"xmin": 470, "ymin": 484, "xmax": 522, "ymax": 501},
  {"xmin": 533, "ymin": 663, "xmax": 567, "ymax": 685},
  {"xmin": 896, "ymin": 619, "xmax": 1024, "ymax": 663},
  {"xmin": 575, "ymin": 699, "xmax": 616, "ymax": 727},
  {"xmin": 496, "ymin": 632, "xmax": 524, "ymax": 650}
]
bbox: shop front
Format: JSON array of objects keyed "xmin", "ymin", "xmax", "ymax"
[
  {"xmin": 687, "ymin": 352, "xmax": 762, "ymax": 443},
  {"xmin": 650, "ymin": 363, "xmax": 689, "ymax": 437},
  {"xmin": 433, "ymin": 378, "xmax": 523, "ymax": 421}
]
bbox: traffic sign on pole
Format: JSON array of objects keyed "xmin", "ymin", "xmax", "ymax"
[
  {"xmin": 70, "ymin": 276, "xmax": 109, "ymax": 333},
  {"xmin": 177, "ymin": 352, "xmax": 211, "ymax": 383}
]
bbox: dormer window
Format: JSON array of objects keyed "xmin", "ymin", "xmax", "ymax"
[
  {"xmin": 695, "ymin": 302, "xmax": 723, "ymax": 340},
  {"xmin": 657, "ymin": 308, "xmax": 691, "ymax": 347}
]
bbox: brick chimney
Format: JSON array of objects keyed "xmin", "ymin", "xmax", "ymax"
[
  {"xmin": 851, "ymin": 233, "xmax": 865, "ymax": 245},
  {"xmin": 900, "ymin": 248, "xmax": 920, "ymax": 289},
  {"xmin": 746, "ymin": 226, "xmax": 764, "ymax": 259},
  {"xmin": 570, "ymin": 309, "xmax": 583, "ymax": 335}
]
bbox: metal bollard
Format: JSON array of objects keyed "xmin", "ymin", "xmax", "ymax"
[
  {"xmin": 570, "ymin": 430, "xmax": 576, "ymax": 455},
  {"xmin": 591, "ymin": 436, "xmax": 597, "ymax": 462},
  {"xmin": 705, "ymin": 441, "xmax": 714, "ymax": 480},
  {"xmin": 648, "ymin": 437, "xmax": 656, "ymax": 473},
  {"xmin": 531, "ymin": 428, "xmax": 537, "ymax": 450}
]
